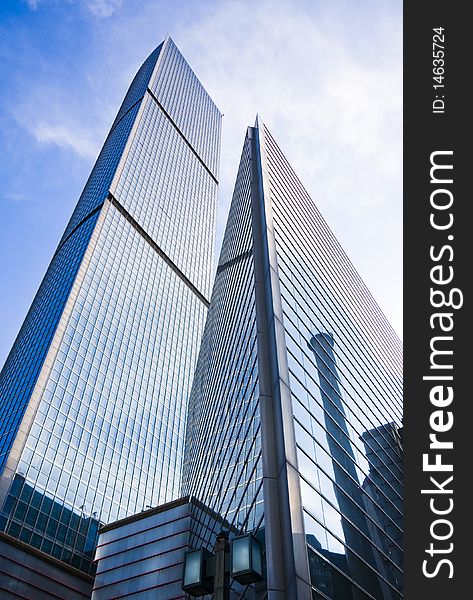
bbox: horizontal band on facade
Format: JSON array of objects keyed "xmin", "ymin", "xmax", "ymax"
[
  {"xmin": 108, "ymin": 193, "xmax": 210, "ymax": 308},
  {"xmin": 146, "ymin": 87, "xmax": 219, "ymax": 184}
]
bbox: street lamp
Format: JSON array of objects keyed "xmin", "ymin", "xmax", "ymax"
[
  {"xmin": 182, "ymin": 532, "xmax": 263, "ymax": 598},
  {"xmin": 182, "ymin": 548, "xmax": 213, "ymax": 596},
  {"xmin": 231, "ymin": 535, "xmax": 263, "ymax": 585}
]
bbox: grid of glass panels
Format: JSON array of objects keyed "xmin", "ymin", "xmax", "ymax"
[
  {"xmin": 261, "ymin": 124, "xmax": 403, "ymax": 600},
  {"xmin": 113, "ymin": 94, "xmax": 217, "ymax": 299},
  {"xmin": 150, "ymin": 38, "xmax": 221, "ymax": 181},
  {"xmin": 183, "ymin": 134, "xmax": 265, "ymax": 599},
  {"xmin": 0, "ymin": 39, "xmax": 221, "ymax": 573},
  {"xmin": 0, "ymin": 216, "xmax": 99, "ymax": 474}
]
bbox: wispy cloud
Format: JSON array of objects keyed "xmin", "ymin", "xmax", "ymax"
[
  {"xmin": 3, "ymin": 192, "xmax": 28, "ymax": 203},
  {"xmin": 8, "ymin": 77, "xmax": 104, "ymax": 163},
  {"xmin": 83, "ymin": 0, "xmax": 123, "ymax": 18},
  {"xmin": 24, "ymin": 0, "xmax": 122, "ymax": 18},
  {"xmin": 33, "ymin": 121, "xmax": 100, "ymax": 159},
  {"xmin": 25, "ymin": 0, "xmax": 41, "ymax": 9}
]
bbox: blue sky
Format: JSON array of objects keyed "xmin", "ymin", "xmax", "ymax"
[{"xmin": 0, "ymin": 0, "xmax": 402, "ymax": 366}]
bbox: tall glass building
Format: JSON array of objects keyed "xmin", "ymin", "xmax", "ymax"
[
  {"xmin": 0, "ymin": 36, "xmax": 221, "ymax": 574},
  {"xmin": 182, "ymin": 118, "xmax": 402, "ymax": 600}
]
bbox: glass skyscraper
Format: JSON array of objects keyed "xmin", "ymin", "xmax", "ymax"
[
  {"xmin": 0, "ymin": 36, "xmax": 221, "ymax": 574},
  {"xmin": 182, "ymin": 118, "xmax": 402, "ymax": 600}
]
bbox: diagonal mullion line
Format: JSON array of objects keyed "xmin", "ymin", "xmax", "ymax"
[
  {"xmin": 216, "ymin": 249, "xmax": 253, "ymax": 275},
  {"xmin": 108, "ymin": 193, "xmax": 210, "ymax": 308},
  {"xmin": 146, "ymin": 87, "xmax": 218, "ymax": 184}
]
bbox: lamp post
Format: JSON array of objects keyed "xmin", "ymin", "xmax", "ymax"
[
  {"xmin": 182, "ymin": 532, "xmax": 263, "ymax": 598},
  {"xmin": 214, "ymin": 531, "xmax": 230, "ymax": 600}
]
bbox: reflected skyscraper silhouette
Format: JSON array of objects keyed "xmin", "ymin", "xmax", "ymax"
[
  {"xmin": 360, "ymin": 422, "xmax": 403, "ymax": 586},
  {"xmin": 309, "ymin": 333, "xmax": 402, "ymax": 599}
]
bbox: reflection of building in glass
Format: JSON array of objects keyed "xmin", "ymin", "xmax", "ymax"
[
  {"xmin": 309, "ymin": 333, "xmax": 402, "ymax": 599},
  {"xmin": 360, "ymin": 422, "xmax": 403, "ymax": 590},
  {"xmin": 0, "ymin": 36, "xmax": 221, "ymax": 576},
  {"xmin": 306, "ymin": 534, "xmax": 352, "ymax": 599}
]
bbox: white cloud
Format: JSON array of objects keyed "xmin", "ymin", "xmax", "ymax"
[
  {"xmin": 24, "ymin": 0, "xmax": 122, "ymax": 18},
  {"xmin": 9, "ymin": 77, "xmax": 103, "ymax": 162},
  {"xmin": 4, "ymin": 192, "xmax": 28, "ymax": 202},
  {"xmin": 33, "ymin": 121, "xmax": 100, "ymax": 159},
  {"xmin": 83, "ymin": 0, "xmax": 123, "ymax": 18}
]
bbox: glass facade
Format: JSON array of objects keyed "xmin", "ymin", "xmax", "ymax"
[
  {"xmin": 182, "ymin": 119, "xmax": 402, "ymax": 600},
  {"xmin": 260, "ymin": 122, "xmax": 402, "ymax": 599},
  {"xmin": 0, "ymin": 36, "xmax": 221, "ymax": 574}
]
